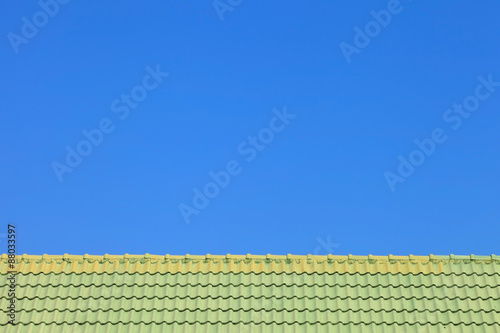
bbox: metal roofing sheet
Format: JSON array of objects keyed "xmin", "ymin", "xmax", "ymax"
[{"xmin": 1, "ymin": 254, "xmax": 499, "ymax": 332}]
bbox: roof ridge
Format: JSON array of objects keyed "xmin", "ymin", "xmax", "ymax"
[
  {"xmin": 2, "ymin": 253, "xmax": 499, "ymax": 262},
  {"xmin": 3, "ymin": 253, "xmax": 499, "ymax": 275}
]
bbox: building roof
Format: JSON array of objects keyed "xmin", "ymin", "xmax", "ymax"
[{"xmin": 1, "ymin": 254, "xmax": 499, "ymax": 332}]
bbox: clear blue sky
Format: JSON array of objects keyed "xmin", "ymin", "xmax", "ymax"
[{"xmin": 2, "ymin": 1, "xmax": 499, "ymax": 256}]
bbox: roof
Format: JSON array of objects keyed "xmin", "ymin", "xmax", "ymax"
[{"xmin": 1, "ymin": 254, "xmax": 499, "ymax": 332}]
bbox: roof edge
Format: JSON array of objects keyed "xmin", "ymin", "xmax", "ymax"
[
  {"xmin": 2, "ymin": 254, "xmax": 498, "ymax": 275},
  {"xmin": 2, "ymin": 253, "xmax": 499, "ymax": 262}
]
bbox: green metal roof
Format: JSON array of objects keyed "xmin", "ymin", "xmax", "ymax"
[{"xmin": 1, "ymin": 254, "xmax": 499, "ymax": 332}]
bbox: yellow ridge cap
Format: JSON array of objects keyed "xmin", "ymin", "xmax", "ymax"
[
  {"xmin": 1, "ymin": 254, "xmax": 499, "ymax": 275},
  {"xmin": 2, "ymin": 253, "xmax": 498, "ymax": 261}
]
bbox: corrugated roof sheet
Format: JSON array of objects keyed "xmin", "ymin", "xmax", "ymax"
[{"xmin": 1, "ymin": 254, "xmax": 499, "ymax": 332}]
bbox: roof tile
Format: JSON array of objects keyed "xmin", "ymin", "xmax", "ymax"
[{"xmin": 1, "ymin": 254, "xmax": 499, "ymax": 332}]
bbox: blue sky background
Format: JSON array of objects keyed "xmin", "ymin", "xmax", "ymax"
[{"xmin": 1, "ymin": 1, "xmax": 499, "ymax": 256}]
